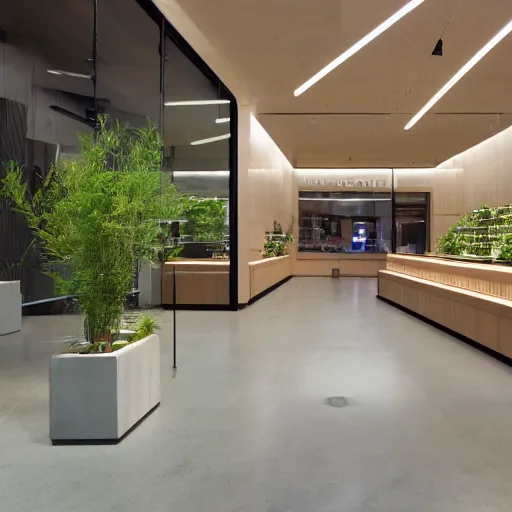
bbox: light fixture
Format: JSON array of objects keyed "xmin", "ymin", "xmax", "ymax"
[
  {"xmin": 405, "ymin": 19, "xmax": 512, "ymax": 130},
  {"xmin": 47, "ymin": 69, "xmax": 92, "ymax": 79},
  {"xmin": 215, "ymin": 118, "xmax": 230, "ymax": 124},
  {"xmin": 173, "ymin": 171, "xmax": 230, "ymax": 177},
  {"xmin": 190, "ymin": 133, "xmax": 231, "ymax": 146},
  {"xmin": 293, "ymin": 0, "xmax": 425, "ymax": 97},
  {"xmin": 299, "ymin": 197, "xmax": 391, "ymax": 202},
  {"xmin": 432, "ymin": 38, "xmax": 443, "ymax": 56},
  {"xmin": 165, "ymin": 100, "xmax": 230, "ymax": 106}
]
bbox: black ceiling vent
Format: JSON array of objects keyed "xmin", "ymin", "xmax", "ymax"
[{"xmin": 432, "ymin": 38, "xmax": 443, "ymax": 56}]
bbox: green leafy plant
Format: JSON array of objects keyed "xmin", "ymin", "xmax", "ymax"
[
  {"xmin": 498, "ymin": 233, "xmax": 512, "ymax": 261},
  {"xmin": 181, "ymin": 198, "xmax": 227, "ymax": 242},
  {"xmin": 131, "ymin": 314, "xmax": 159, "ymax": 342},
  {"xmin": 1, "ymin": 118, "xmax": 180, "ymax": 348},
  {"xmin": 262, "ymin": 240, "xmax": 286, "ymax": 258}
]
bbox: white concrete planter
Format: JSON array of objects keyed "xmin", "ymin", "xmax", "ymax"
[
  {"xmin": 50, "ymin": 334, "xmax": 160, "ymax": 444},
  {"xmin": 0, "ymin": 281, "xmax": 21, "ymax": 336}
]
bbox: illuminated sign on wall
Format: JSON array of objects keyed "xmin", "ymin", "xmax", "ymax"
[{"xmin": 302, "ymin": 178, "xmax": 389, "ymax": 188}]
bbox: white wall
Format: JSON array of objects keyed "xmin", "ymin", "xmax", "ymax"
[{"xmin": 238, "ymin": 110, "xmax": 294, "ymax": 303}]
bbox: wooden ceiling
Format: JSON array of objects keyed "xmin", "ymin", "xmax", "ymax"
[{"xmin": 163, "ymin": 0, "xmax": 512, "ymax": 167}]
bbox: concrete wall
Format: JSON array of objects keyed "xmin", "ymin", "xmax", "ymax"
[{"xmin": 238, "ymin": 110, "xmax": 294, "ymax": 304}]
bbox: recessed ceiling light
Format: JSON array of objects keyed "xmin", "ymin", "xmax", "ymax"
[
  {"xmin": 215, "ymin": 118, "xmax": 231, "ymax": 124},
  {"xmin": 174, "ymin": 171, "xmax": 230, "ymax": 177},
  {"xmin": 190, "ymin": 133, "xmax": 231, "ymax": 146},
  {"xmin": 294, "ymin": 0, "xmax": 425, "ymax": 97},
  {"xmin": 47, "ymin": 69, "xmax": 92, "ymax": 79},
  {"xmin": 405, "ymin": 19, "xmax": 512, "ymax": 130},
  {"xmin": 165, "ymin": 100, "xmax": 230, "ymax": 106}
]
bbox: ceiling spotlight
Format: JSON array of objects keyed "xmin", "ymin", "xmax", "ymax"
[
  {"xmin": 190, "ymin": 133, "xmax": 231, "ymax": 146},
  {"xmin": 215, "ymin": 118, "xmax": 231, "ymax": 124},
  {"xmin": 432, "ymin": 38, "xmax": 443, "ymax": 56},
  {"xmin": 294, "ymin": 0, "xmax": 425, "ymax": 97},
  {"xmin": 47, "ymin": 69, "xmax": 92, "ymax": 79},
  {"xmin": 405, "ymin": 19, "xmax": 512, "ymax": 130},
  {"xmin": 165, "ymin": 100, "xmax": 230, "ymax": 106}
]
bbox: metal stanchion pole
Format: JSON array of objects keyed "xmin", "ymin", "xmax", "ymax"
[{"xmin": 172, "ymin": 264, "xmax": 177, "ymax": 369}]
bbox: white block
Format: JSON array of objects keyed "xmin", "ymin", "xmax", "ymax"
[
  {"xmin": 50, "ymin": 334, "xmax": 160, "ymax": 442},
  {"xmin": 0, "ymin": 281, "xmax": 21, "ymax": 336}
]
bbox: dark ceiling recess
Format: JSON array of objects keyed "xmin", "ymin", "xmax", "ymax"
[{"xmin": 432, "ymin": 38, "xmax": 443, "ymax": 56}]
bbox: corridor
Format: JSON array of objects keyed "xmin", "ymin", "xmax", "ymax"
[{"xmin": 1, "ymin": 278, "xmax": 512, "ymax": 511}]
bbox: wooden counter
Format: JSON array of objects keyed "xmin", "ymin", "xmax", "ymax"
[
  {"xmin": 295, "ymin": 252, "xmax": 386, "ymax": 277},
  {"xmin": 162, "ymin": 260, "xmax": 230, "ymax": 307},
  {"xmin": 378, "ymin": 254, "xmax": 512, "ymax": 359},
  {"xmin": 249, "ymin": 256, "xmax": 291, "ymax": 299}
]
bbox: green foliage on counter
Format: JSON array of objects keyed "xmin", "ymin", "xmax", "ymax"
[
  {"xmin": 437, "ymin": 205, "xmax": 512, "ymax": 262},
  {"xmin": 1, "ymin": 118, "xmax": 180, "ymax": 346},
  {"xmin": 262, "ymin": 220, "xmax": 293, "ymax": 258},
  {"xmin": 181, "ymin": 197, "xmax": 227, "ymax": 242},
  {"xmin": 262, "ymin": 240, "xmax": 287, "ymax": 258}
]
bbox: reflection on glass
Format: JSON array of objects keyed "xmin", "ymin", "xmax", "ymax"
[
  {"xmin": 395, "ymin": 192, "xmax": 429, "ymax": 254},
  {"xmin": 299, "ymin": 192, "xmax": 392, "ymax": 253},
  {"xmin": 163, "ymin": 36, "xmax": 230, "ymax": 261}
]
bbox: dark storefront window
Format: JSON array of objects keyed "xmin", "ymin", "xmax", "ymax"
[
  {"xmin": 298, "ymin": 192, "xmax": 392, "ymax": 253},
  {"xmin": 395, "ymin": 192, "xmax": 430, "ymax": 254}
]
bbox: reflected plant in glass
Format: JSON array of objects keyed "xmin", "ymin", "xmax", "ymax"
[
  {"xmin": 1, "ymin": 117, "xmax": 180, "ymax": 349},
  {"xmin": 181, "ymin": 197, "xmax": 227, "ymax": 242}
]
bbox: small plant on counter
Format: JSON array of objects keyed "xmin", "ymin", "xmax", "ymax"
[{"xmin": 262, "ymin": 239, "xmax": 287, "ymax": 258}]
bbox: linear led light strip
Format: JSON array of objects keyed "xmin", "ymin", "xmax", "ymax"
[
  {"xmin": 165, "ymin": 100, "xmax": 230, "ymax": 106},
  {"xmin": 190, "ymin": 133, "xmax": 230, "ymax": 146},
  {"xmin": 173, "ymin": 171, "xmax": 230, "ymax": 177},
  {"xmin": 405, "ymin": 19, "xmax": 512, "ymax": 130},
  {"xmin": 294, "ymin": 0, "xmax": 425, "ymax": 97},
  {"xmin": 299, "ymin": 197, "xmax": 390, "ymax": 202},
  {"xmin": 215, "ymin": 118, "xmax": 230, "ymax": 124}
]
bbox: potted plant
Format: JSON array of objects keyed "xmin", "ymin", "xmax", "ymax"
[{"xmin": 1, "ymin": 118, "xmax": 181, "ymax": 442}]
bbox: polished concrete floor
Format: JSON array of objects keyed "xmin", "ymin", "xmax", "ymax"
[{"xmin": 1, "ymin": 278, "xmax": 512, "ymax": 511}]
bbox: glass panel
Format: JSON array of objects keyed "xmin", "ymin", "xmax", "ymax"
[
  {"xmin": 298, "ymin": 192, "xmax": 392, "ymax": 253},
  {"xmin": 395, "ymin": 192, "xmax": 429, "ymax": 254},
  {"xmin": 0, "ymin": 0, "xmax": 93, "ymax": 304},
  {"xmin": 163, "ymin": 35, "xmax": 231, "ymax": 306}
]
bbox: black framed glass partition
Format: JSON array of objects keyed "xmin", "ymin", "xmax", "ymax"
[{"xmin": 0, "ymin": 0, "xmax": 238, "ymax": 311}]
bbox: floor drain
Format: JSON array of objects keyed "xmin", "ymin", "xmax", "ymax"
[{"xmin": 325, "ymin": 396, "xmax": 348, "ymax": 408}]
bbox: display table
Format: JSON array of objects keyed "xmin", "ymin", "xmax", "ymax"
[
  {"xmin": 295, "ymin": 252, "xmax": 386, "ymax": 277},
  {"xmin": 162, "ymin": 261, "xmax": 230, "ymax": 307},
  {"xmin": 0, "ymin": 281, "xmax": 22, "ymax": 335},
  {"xmin": 378, "ymin": 254, "xmax": 512, "ymax": 359}
]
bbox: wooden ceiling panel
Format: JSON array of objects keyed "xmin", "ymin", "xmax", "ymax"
[{"xmin": 165, "ymin": 0, "xmax": 512, "ymax": 166}]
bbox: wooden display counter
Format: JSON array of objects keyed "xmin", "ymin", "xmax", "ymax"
[
  {"xmin": 295, "ymin": 252, "xmax": 386, "ymax": 277},
  {"xmin": 162, "ymin": 261, "xmax": 230, "ymax": 307},
  {"xmin": 249, "ymin": 256, "xmax": 291, "ymax": 300},
  {"xmin": 378, "ymin": 254, "xmax": 512, "ymax": 359}
]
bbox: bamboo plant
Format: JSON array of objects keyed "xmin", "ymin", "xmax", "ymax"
[{"xmin": 1, "ymin": 118, "xmax": 181, "ymax": 348}]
